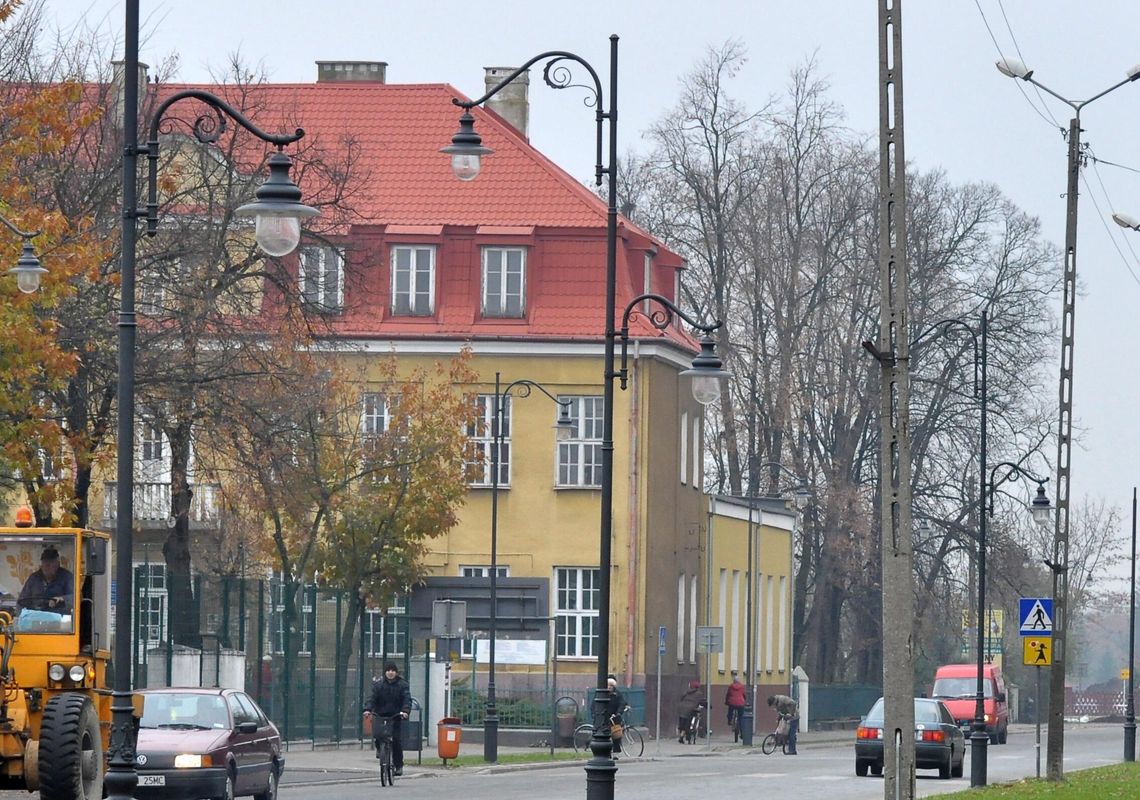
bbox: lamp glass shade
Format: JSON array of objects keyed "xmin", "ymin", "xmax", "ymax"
[
  {"xmin": 451, "ymin": 153, "xmax": 482, "ymax": 182},
  {"xmin": 793, "ymin": 488, "xmax": 811, "ymax": 510},
  {"xmin": 689, "ymin": 374, "xmax": 722, "ymax": 406},
  {"xmin": 14, "ymin": 269, "xmax": 42, "ymax": 294},
  {"xmin": 254, "ymin": 213, "xmax": 302, "ymax": 258},
  {"xmin": 10, "ymin": 242, "xmax": 46, "ymax": 293},
  {"xmin": 1030, "ymin": 484, "xmax": 1054, "ymax": 529}
]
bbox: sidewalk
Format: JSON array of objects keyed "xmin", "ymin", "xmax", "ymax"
[{"xmin": 280, "ymin": 726, "xmax": 852, "ymax": 782}]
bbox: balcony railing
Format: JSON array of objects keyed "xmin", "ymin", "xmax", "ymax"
[{"xmin": 101, "ymin": 482, "xmax": 220, "ymax": 525}]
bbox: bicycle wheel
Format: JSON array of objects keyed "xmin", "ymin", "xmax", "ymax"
[
  {"xmin": 379, "ymin": 740, "xmax": 392, "ymax": 786},
  {"xmin": 573, "ymin": 723, "xmax": 594, "ymax": 755},
  {"xmin": 761, "ymin": 733, "xmax": 778, "ymax": 755},
  {"xmin": 623, "ymin": 727, "xmax": 644, "ymax": 757}
]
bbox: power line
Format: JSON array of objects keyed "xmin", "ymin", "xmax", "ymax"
[
  {"xmin": 994, "ymin": 0, "xmax": 1062, "ymax": 128},
  {"xmin": 1080, "ymin": 161, "xmax": 1140, "ymax": 287},
  {"xmin": 972, "ymin": 0, "xmax": 1060, "ymax": 131}
]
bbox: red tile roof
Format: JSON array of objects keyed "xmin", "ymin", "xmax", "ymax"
[{"xmin": 147, "ymin": 80, "xmax": 696, "ymax": 350}]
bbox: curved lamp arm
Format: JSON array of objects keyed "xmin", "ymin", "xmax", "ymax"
[
  {"xmin": 0, "ymin": 214, "xmax": 40, "ymax": 242},
  {"xmin": 909, "ymin": 317, "xmax": 980, "ymax": 396},
  {"xmin": 617, "ymin": 292, "xmax": 721, "ymax": 389},
  {"xmin": 0, "ymin": 214, "xmax": 47, "ymax": 293},
  {"xmin": 986, "ymin": 460, "xmax": 1049, "ymax": 518},
  {"xmin": 140, "ymin": 89, "xmax": 314, "ymax": 250},
  {"xmin": 450, "ymin": 51, "xmax": 606, "ymax": 186}
]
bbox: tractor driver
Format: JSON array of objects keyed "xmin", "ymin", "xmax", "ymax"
[{"xmin": 18, "ymin": 546, "xmax": 74, "ymax": 614}]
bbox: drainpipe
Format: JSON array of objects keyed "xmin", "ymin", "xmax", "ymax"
[{"xmin": 624, "ymin": 340, "xmax": 641, "ymax": 686}]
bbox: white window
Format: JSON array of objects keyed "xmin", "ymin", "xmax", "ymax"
[
  {"xmin": 273, "ymin": 581, "xmax": 315, "ymax": 656},
  {"xmin": 555, "ymin": 567, "xmax": 599, "ymax": 658},
  {"xmin": 717, "ymin": 569, "xmax": 727, "ymax": 673},
  {"xmin": 299, "ymin": 245, "xmax": 344, "ymax": 311},
  {"xmin": 730, "ymin": 570, "xmax": 741, "ymax": 672},
  {"xmin": 778, "ymin": 575, "xmax": 788, "ymax": 672},
  {"xmin": 141, "ymin": 422, "xmax": 163, "ymax": 462},
  {"xmin": 134, "ymin": 563, "xmax": 166, "ymax": 645},
  {"xmin": 557, "ymin": 396, "xmax": 603, "ymax": 487},
  {"xmin": 361, "ymin": 393, "xmax": 390, "ymax": 436},
  {"xmin": 680, "ymin": 411, "xmax": 688, "ymax": 484},
  {"xmin": 39, "ymin": 448, "xmax": 65, "ymax": 482},
  {"xmin": 689, "ymin": 576, "xmax": 698, "ymax": 664},
  {"xmin": 363, "ymin": 609, "xmax": 405, "ymax": 658},
  {"xmin": 692, "ymin": 416, "xmax": 701, "ymax": 488},
  {"xmin": 764, "ymin": 575, "xmax": 775, "ymax": 671},
  {"xmin": 467, "ymin": 395, "xmax": 510, "ymax": 487},
  {"xmin": 676, "ymin": 574, "xmax": 685, "ymax": 663},
  {"xmin": 482, "ymin": 247, "xmax": 525, "ymax": 317},
  {"xmin": 391, "ymin": 245, "xmax": 435, "ymax": 316}
]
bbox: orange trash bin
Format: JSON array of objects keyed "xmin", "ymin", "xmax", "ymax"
[{"xmin": 437, "ymin": 716, "xmax": 462, "ymax": 760}]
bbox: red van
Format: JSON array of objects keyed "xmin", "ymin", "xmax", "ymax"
[{"xmin": 931, "ymin": 663, "xmax": 1009, "ymax": 744}]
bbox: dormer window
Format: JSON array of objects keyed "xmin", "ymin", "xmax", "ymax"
[
  {"xmin": 482, "ymin": 247, "xmax": 525, "ymax": 317},
  {"xmin": 391, "ymin": 245, "xmax": 435, "ymax": 316},
  {"xmin": 299, "ymin": 245, "xmax": 344, "ymax": 312}
]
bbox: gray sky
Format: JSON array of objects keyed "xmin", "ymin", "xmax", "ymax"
[{"xmin": 41, "ymin": 1, "xmax": 1140, "ymax": 572}]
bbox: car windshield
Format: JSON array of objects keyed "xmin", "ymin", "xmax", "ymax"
[
  {"xmin": 140, "ymin": 693, "xmax": 230, "ymax": 730},
  {"xmin": 863, "ymin": 699, "xmax": 944, "ymax": 725},
  {"xmin": 932, "ymin": 677, "xmax": 992, "ymax": 699}
]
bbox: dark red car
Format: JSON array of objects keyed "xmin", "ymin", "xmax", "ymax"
[{"xmin": 134, "ymin": 687, "xmax": 283, "ymax": 800}]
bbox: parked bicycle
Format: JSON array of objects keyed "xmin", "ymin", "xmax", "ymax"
[
  {"xmin": 761, "ymin": 713, "xmax": 793, "ymax": 755},
  {"xmin": 681, "ymin": 700, "xmax": 707, "ymax": 745},
  {"xmin": 572, "ymin": 706, "xmax": 644, "ymax": 758},
  {"xmin": 372, "ymin": 714, "xmax": 399, "ymax": 786}
]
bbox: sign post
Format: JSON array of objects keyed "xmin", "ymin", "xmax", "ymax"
[
  {"xmin": 656, "ymin": 626, "xmax": 666, "ymax": 755},
  {"xmin": 1020, "ymin": 596, "xmax": 1053, "ymax": 781},
  {"xmin": 695, "ymin": 626, "xmax": 724, "ymax": 748}
]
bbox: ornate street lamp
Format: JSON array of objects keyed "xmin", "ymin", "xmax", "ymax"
[
  {"xmin": 0, "ymin": 214, "xmax": 46, "ymax": 293},
  {"xmin": 484, "ymin": 374, "xmax": 572, "ymax": 762},
  {"xmin": 109, "ymin": 5, "xmax": 317, "ymax": 800},
  {"xmin": 997, "ymin": 56, "xmax": 1139, "ymax": 781}
]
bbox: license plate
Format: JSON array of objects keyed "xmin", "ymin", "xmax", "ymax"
[{"xmin": 139, "ymin": 775, "xmax": 165, "ymax": 786}]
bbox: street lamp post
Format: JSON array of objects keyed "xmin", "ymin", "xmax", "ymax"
[
  {"xmin": 444, "ymin": 40, "xmax": 727, "ymax": 794},
  {"xmin": 996, "ymin": 56, "xmax": 1139, "ymax": 780},
  {"xmin": 1127, "ymin": 488, "xmax": 1137, "ymax": 761},
  {"xmin": 109, "ymin": 5, "xmax": 317, "ymax": 800},
  {"xmin": 484, "ymin": 373, "xmax": 572, "ymax": 762},
  {"xmin": 0, "ymin": 214, "xmax": 47, "ymax": 293}
]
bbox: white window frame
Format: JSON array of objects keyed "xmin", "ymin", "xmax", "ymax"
[
  {"xmin": 390, "ymin": 245, "xmax": 435, "ymax": 316},
  {"xmin": 689, "ymin": 576, "xmax": 698, "ymax": 664},
  {"xmin": 361, "ymin": 393, "xmax": 390, "ymax": 436},
  {"xmin": 273, "ymin": 581, "xmax": 315, "ymax": 656},
  {"xmin": 363, "ymin": 608, "xmax": 405, "ymax": 658},
  {"xmin": 299, "ymin": 245, "xmax": 345, "ymax": 311},
  {"xmin": 134, "ymin": 563, "xmax": 167, "ymax": 646},
  {"xmin": 692, "ymin": 416, "xmax": 701, "ymax": 488},
  {"xmin": 468, "ymin": 395, "xmax": 510, "ymax": 487},
  {"xmin": 554, "ymin": 567, "xmax": 599, "ymax": 659},
  {"xmin": 481, "ymin": 246, "xmax": 526, "ymax": 317},
  {"xmin": 556, "ymin": 396, "xmax": 603, "ymax": 488},
  {"xmin": 141, "ymin": 422, "xmax": 163, "ymax": 462},
  {"xmin": 676, "ymin": 574, "xmax": 685, "ymax": 663},
  {"xmin": 680, "ymin": 411, "xmax": 688, "ymax": 485},
  {"xmin": 717, "ymin": 568, "xmax": 727, "ymax": 673}
]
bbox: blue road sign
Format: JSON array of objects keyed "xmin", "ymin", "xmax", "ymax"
[
  {"xmin": 1019, "ymin": 597, "xmax": 1053, "ymax": 635},
  {"xmin": 658, "ymin": 625, "xmax": 667, "ymax": 655}
]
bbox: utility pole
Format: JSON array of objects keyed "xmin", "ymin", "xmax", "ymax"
[{"xmin": 868, "ymin": 2, "xmax": 917, "ymax": 798}]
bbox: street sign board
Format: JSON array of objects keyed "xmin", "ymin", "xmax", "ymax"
[
  {"xmin": 1019, "ymin": 597, "xmax": 1053, "ymax": 635},
  {"xmin": 695, "ymin": 626, "xmax": 724, "ymax": 654},
  {"xmin": 658, "ymin": 625, "xmax": 667, "ymax": 656},
  {"xmin": 1023, "ymin": 636, "xmax": 1052, "ymax": 666}
]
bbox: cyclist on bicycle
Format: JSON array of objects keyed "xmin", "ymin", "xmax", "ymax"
[
  {"xmin": 365, "ymin": 662, "xmax": 411, "ymax": 775},
  {"xmin": 766, "ymin": 693, "xmax": 799, "ymax": 755},
  {"xmin": 725, "ymin": 671, "xmax": 746, "ymax": 731},
  {"xmin": 677, "ymin": 679, "xmax": 703, "ymax": 743}
]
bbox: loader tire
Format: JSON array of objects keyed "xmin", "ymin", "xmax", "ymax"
[{"xmin": 39, "ymin": 693, "xmax": 103, "ymax": 800}]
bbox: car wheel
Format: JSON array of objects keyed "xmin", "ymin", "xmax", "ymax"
[
  {"xmin": 998, "ymin": 723, "xmax": 1008, "ymax": 745},
  {"xmin": 212, "ymin": 770, "xmax": 235, "ymax": 800},
  {"xmin": 870, "ymin": 763, "xmax": 883, "ymax": 777},
  {"xmin": 254, "ymin": 763, "xmax": 279, "ymax": 800},
  {"xmin": 39, "ymin": 693, "xmax": 104, "ymax": 800},
  {"xmin": 939, "ymin": 751, "xmax": 951, "ymax": 779},
  {"xmin": 855, "ymin": 759, "xmax": 869, "ymax": 777},
  {"xmin": 951, "ymin": 750, "xmax": 964, "ymax": 778}
]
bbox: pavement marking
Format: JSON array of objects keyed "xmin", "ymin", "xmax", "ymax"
[{"xmin": 740, "ymin": 772, "xmax": 789, "ymax": 778}]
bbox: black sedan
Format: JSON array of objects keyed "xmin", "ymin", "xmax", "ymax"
[
  {"xmin": 134, "ymin": 687, "xmax": 284, "ymax": 800},
  {"xmin": 855, "ymin": 697, "xmax": 965, "ymax": 779}
]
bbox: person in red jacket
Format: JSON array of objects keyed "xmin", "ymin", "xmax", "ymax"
[{"xmin": 724, "ymin": 671, "xmax": 747, "ymax": 739}]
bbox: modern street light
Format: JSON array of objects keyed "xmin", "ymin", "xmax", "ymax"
[
  {"xmin": 996, "ymin": 55, "xmax": 1139, "ymax": 781},
  {"xmin": 0, "ymin": 214, "xmax": 46, "ymax": 293},
  {"xmin": 911, "ymin": 310, "xmax": 1053, "ymax": 786},
  {"xmin": 484, "ymin": 373, "xmax": 572, "ymax": 763},
  {"xmin": 445, "ymin": 39, "xmax": 726, "ymax": 795},
  {"xmin": 739, "ymin": 461, "xmax": 807, "ymax": 748},
  {"xmin": 109, "ymin": 5, "xmax": 317, "ymax": 800}
]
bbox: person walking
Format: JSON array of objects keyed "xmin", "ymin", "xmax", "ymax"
[
  {"xmin": 605, "ymin": 675, "xmax": 625, "ymax": 758},
  {"xmin": 364, "ymin": 662, "xmax": 412, "ymax": 775},
  {"xmin": 677, "ymin": 679, "xmax": 704, "ymax": 743},
  {"xmin": 724, "ymin": 671, "xmax": 746, "ymax": 740},
  {"xmin": 767, "ymin": 693, "xmax": 799, "ymax": 755}
]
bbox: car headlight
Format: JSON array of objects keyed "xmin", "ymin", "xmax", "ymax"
[
  {"xmin": 48, "ymin": 664, "xmax": 65, "ymax": 681},
  {"xmin": 68, "ymin": 665, "xmax": 86, "ymax": 682},
  {"xmin": 173, "ymin": 754, "xmax": 212, "ymax": 768}
]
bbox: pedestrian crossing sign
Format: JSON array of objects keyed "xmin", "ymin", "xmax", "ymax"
[
  {"xmin": 1023, "ymin": 637, "xmax": 1052, "ymax": 666},
  {"xmin": 1019, "ymin": 597, "xmax": 1053, "ymax": 635}
]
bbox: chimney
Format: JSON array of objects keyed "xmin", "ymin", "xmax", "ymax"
[
  {"xmin": 316, "ymin": 61, "xmax": 387, "ymax": 83},
  {"xmin": 484, "ymin": 67, "xmax": 529, "ymax": 137},
  {"xmin": 110, "ymin": 60, "xmax": 149, "ymax": 128}
]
